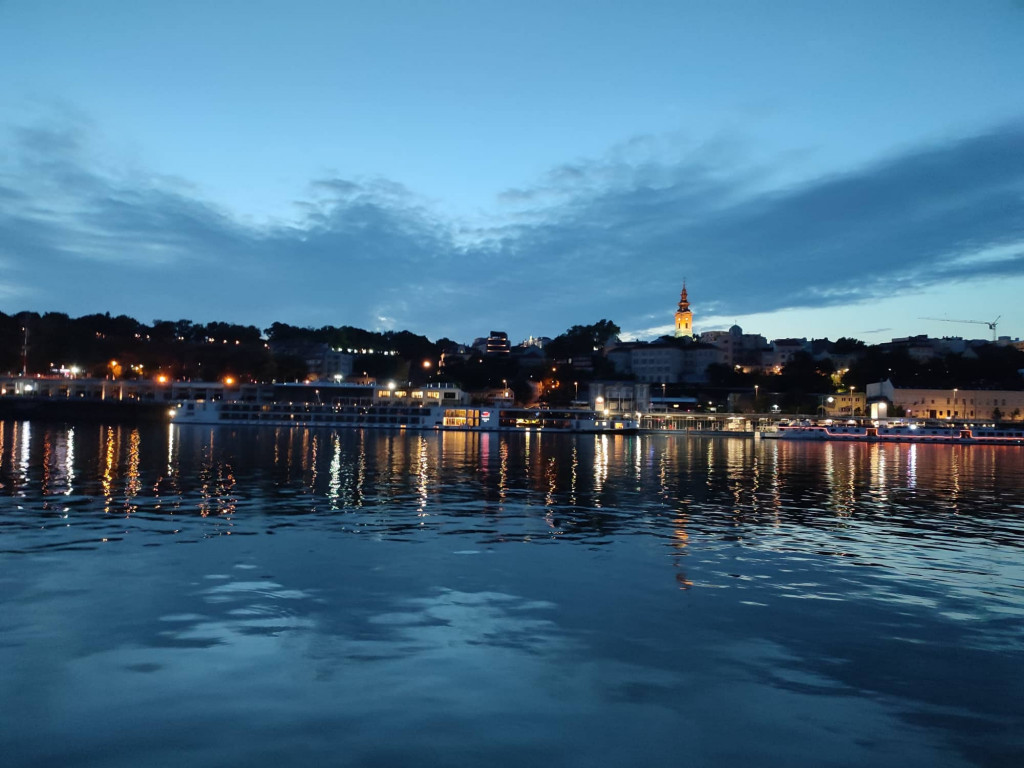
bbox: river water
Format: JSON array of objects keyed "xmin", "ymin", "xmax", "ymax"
[{"xmin": 1, "ymin": 421, "xmax": 1022, "ymax": 767}]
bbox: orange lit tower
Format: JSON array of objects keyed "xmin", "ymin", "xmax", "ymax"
[{"xmin": 674, "ymin": 282, "xmax": 693, "ymax": 338}]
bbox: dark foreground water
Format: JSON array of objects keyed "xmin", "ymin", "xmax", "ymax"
[{"xmin": 1, "ymin": 421, "xmax": 1023, "ymax": 768}]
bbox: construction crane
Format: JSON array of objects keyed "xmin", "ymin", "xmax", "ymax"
[{"xmin": 919, "ymin": 316, "xmax": 1001, "ymax": 341}]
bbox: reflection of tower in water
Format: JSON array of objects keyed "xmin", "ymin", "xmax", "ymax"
[
  {"xmin": 41, "ymin": 428, "xmax": 53, "ymax": 499},
  {"xmin": 763, "ymin": 441, "xmax": 782, "ymax": 522},
  {"xmin": 415, "ymin": 435, "xmax": 430, "ymax": 517},
  {"xmin": 195, "ymin": 428, "xmax": 237, "ymax": 520},
  {"xmin": 64, "ymin": 427, "xmax": 76, "ymax": 497},
  {"xmin": 724, "ymin": 439, "xmax": 752, "ymax": 516},
  {"xmin": 498, "ymin": 439, "xmax": 509, "ymax": 503},
  {"xmin": 947, "ymin": 446, "xmax": 962, "ymax": 514},
  {"xmin": 569, "ymin": 443, "xmax": 578, "ymax": 508},
  {"xmin": 869, "ymin": 445, "xmax": 889, "ymax": 508},
  {"xmin": 822, "ymin": 442, "xmax": 857, "ymax": 518},
  {"xmin": 40, "ymin": 426, "xmax": 77, "ymax": 513},
  {"xmin": 592, "ymin": 435, "xmax": 609, "ymax": 506},
  {"xmin": 10, "ymin": 421, "xmax": 33, "ymax": 494},
  {"xmin": 100, "ymin": 426, "xmax": 118, "ymax": 514},
  {"xmin": 158, "ymin": 423, "xmax": 183, "ymax": 512},
  {"xmin": 123, "ymin": 428, "xmax": 142, "ymax": 516},
  {"xmin": 328, "ymin": 434, "xmax": 342, "ymax": 509},
  {"xmin": 544, "ymin": 454, "xmax": 558, "ymax": 510},
  {"xmin": 308, "ymin": 432, "xmax": 320, "ymax": 495},
  {"xmin": 671, "ymin": 498, "xmax": 693, "ymax": 590}
]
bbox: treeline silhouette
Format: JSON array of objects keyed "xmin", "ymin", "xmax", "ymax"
[
  {"xmin": 3, "ymin": 312, "xmax": 1021, "ymax": 409},
  {"xmin": 1, "ymin": 311, "xmax": 449, "ymax": 383}
]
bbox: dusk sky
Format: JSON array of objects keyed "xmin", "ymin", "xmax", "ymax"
[{"xmin": 2, "ymin": 1, "xmax": 1023, "ymax": 344}]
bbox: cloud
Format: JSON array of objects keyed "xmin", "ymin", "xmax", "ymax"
[
  {"xmin": 0, "ymin": 120, "xmax": 464, "ymax": 330},
  {"xmin": 497, "ymin": 123, "xmax": 1024, "ymax": 329},
  {"xmin": 1, "ymin": 114, "xmax": 1022, "ymax": 340}
]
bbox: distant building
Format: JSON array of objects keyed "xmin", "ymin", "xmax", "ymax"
[
  {"xmin": 877, "ymin": 335, "xmax": 1007, "ymax": 361},
  {"xmin": 887, "ymin": 335, "xmax": 962, "ymax": 362},
  {"xmin": 269, "ymin": 341, "xmax": 353, "ymax": 381},
  {"xmin": 485, "ymin": 331, "xmax": 510, "ymax": 355},
  {"xmin": 824, "ymin": 391, "xmax": 867, "ymax": 418},
  {"xmin": 630, "ymin": 342, "xmax": 683, "ymax": 382},
  {"xmin": 699, "ymin": 325, "xmax": 768, "ymax": 369},
  {"xmin": 317, "ymin": 348, "xmax": 354, "ymax": 380},
  {"xmin": 608, "ymin": 339, "xmax": 724, "ymax": 384},
  {"xmin": 867, "ymin": 380, "xmax": 1024, "ymax": 421},
  {"xmin": 519, "ymin": 335, "xmax": 552, "ymax": 349}
]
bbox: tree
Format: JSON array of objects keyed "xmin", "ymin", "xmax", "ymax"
[
  {"xmin": 833, "ymin": 337, "xmax": 867, "ymax": 354},
  {"xmin": 546, "ymin": 319, "xmax": 621, "ymax": 361},
  {"xmin": 273, "ymin": 354, "xmax": 308, "ymax": 382}
]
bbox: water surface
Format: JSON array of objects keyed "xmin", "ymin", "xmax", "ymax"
[{"xmin": 1, "ymin": 422, "xmax": 1022, "ymax": 767}]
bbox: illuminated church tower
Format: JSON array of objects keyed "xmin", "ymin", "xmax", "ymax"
[{"xmin": 674, "ymin": 282, "xmax": 693, "ymax": 338}]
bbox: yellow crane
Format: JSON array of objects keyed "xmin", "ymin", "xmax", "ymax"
[{"xmin": 919, "ymin": 316, "xmax": 1001, "ymax": 342}]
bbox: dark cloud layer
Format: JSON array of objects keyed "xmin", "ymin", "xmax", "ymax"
[
  {"xmin": 1, "ymin": 118, "xmax": 1022, "ymax": 339},
  {"xmin": 500, "ymin": 124, "xmax": 1024, "ymax": 322}
]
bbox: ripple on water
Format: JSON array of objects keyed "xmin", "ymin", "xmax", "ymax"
[{"xmin": 1, "ymin": 425, "xmax": 1022, "ymax": 766}]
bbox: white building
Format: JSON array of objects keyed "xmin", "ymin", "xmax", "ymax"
[
  {"xmin": 607, "ymin": 341, "xmax": 724, "ymax": 384},
  {"xmin": 867, "ymin": 379, "xmax": 1024, "ymax": 421}
]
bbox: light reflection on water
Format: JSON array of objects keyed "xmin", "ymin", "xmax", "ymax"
[{"xmin": 0, "ymin": 420, "xmax": 1023, "ymax": 767}]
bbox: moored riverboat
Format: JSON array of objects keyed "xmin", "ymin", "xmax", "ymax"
[
  {"xmin": 765, "ymin": 421, "xmax": 1024, "ymax": 445},
  {"xmin": 169, "ymin": 383, "xmax": 638, "ymax": 434}
]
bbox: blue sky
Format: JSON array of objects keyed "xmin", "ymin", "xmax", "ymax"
[{"xmin": 1, "ymin": 0, "xmax": 1023, "ymax": 344}]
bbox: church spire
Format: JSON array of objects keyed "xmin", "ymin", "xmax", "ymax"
[
  {"xmin": 678, "ymin": 281, "xmax": 690, "ymax": 313},
  {"xmin": 674, "ymin": 280, "xmax": 693, "ymax": 339}
]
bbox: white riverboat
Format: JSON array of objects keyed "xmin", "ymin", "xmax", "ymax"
[
  {"xmin": 442, "ymin": 406, "xmax": 638, "ymax": 433},
  {"xmin": 767, "ymin": 421, "xmax": 1024, "ymax": 445},
  {"xmin": 169, "ymin": 382, "xmax": 638, "ymax": 434}
]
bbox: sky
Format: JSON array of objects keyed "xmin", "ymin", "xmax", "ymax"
[{"xmin": 1, "ymin": 0, "xmax": 1023, "ymax": 345}]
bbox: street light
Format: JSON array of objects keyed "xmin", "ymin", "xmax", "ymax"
[
  {"xmin": 819, "ymin": 395, "xmax": 835, "ymax": 417},
  {"xmin": 953, "ymin": 388, "xmax": 958, "ymax": 419},
  {"xmin": 754, "ymin": 384, "xmax": 759, "ymax": 411}
]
